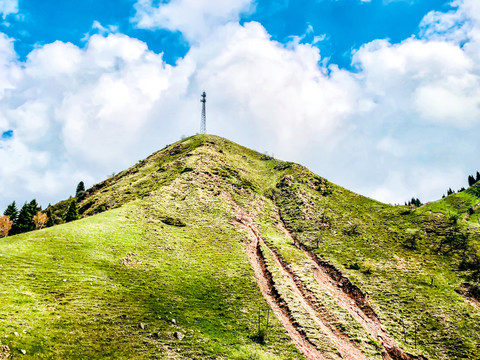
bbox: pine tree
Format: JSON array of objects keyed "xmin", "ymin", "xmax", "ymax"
[
  {"xmin": 14, "ymin": 200, "xmax": 42, "ymax": 234},
  {"xmin": 476, "ymin": 171, "xmax": 480, "ymax": 182},
  {"xmin": 28, "ymin": 199, "xmax": 41, "ymax": 214},
  {"xmin": 46, "ymin": 210, "xmax": 54, "ymax": 227},
  {"xmin": 76, "ymin": 181, "xmax": 86, "ymax": 201},
  {"xmin": 469, "ymin": 175, "xmax": 476, "ymax": 187},
  {"xmin": 65, "ymin": 199, "xmax": 78, "ymax": 222},
  {"xmin": 4, "ymin": 201, "xmax": 18, "ymax": 221},
  {"xmin": 16, "ymin": 203, "xmax": 35, "ymax": 234},
  {"xmin": 3, "ymin": 201, "xmax": 18, "ymax": 234}
]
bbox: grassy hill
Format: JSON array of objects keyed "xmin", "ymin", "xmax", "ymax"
[
  {"xmin": 1, "ymin": 135, "xmax": 479, "ymax": 359},
  {"xmin": 417, "ymin": 183, "xmax": 480, "ymax": 223}
]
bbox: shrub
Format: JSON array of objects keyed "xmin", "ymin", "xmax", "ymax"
[{"xmin": 362, "ymin": 260, "xmax": 377, "ymax": 274}]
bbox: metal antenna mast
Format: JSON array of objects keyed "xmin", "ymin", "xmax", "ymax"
[{"xmin": 200, "ymin": 92, "xmax": 206, "ymax": 134}]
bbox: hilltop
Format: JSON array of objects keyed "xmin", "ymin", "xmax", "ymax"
[{"xmin": 1, "ymin": 135, "xmax": 479, "ymax": 359}]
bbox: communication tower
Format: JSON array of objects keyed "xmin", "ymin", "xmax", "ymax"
[{"xmin": 200, "ymin": 92, "xmax": 206, "ymax": 134}]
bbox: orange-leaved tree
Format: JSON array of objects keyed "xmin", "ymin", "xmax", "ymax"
[
  {"xmin": 0, "ymin": 215, "xmax": 13, "ymax": 237},
  {"xmin": 33, "ymin": 211, "xmax": 48, "ymax": 230}
]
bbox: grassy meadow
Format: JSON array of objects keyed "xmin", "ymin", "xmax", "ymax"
[{"xmin": 1, "ymin": 134, "xmax": 479, "ymax": 359}]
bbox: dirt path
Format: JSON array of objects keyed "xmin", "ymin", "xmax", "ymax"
[
  {"xmin": 456, "ymin": 284, "xmax": 480, "ymax": 311},
  {"xmin": 261, "ymin": 237, "xmax": 370, "ymax": 360},
  {"xmin": 234, "ymin": 211, "xmax": 326, "ymax": 360},
  {"xmin": 470, "ymin": 297, "xmax": 480, "ymax": 310},
  {"xmin": 276, "ymin": 221, "xmax": 426, "ymax": 360}
]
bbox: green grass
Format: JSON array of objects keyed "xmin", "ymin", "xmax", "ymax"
[
  {"xmin": 2, "ymin": 134, "xmax": 480, "ymax": 359},
  {"xmin": 418, "ymin": 185, "xmax": 480, "ymax": 224},
  {"xmin": 269, "ymin": 163, "xmax": 480, "ymax": 359},
  {"xmin": 0, "ymin": 198, "xmax": 301, "ymax": 359}
]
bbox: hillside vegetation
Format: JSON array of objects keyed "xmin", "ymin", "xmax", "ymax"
[{"xmin": 1, "ymin": 135, "xmax": 479, "ymax": 359}]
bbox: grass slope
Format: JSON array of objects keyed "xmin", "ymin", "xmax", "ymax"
[
  {"xmin": 0, "ymin": 196, "xmax": 300, "ymax": 358},
  {"xmin": 417, "ymin": 182, "xmax": 480, "ymax": 223},
  {"xmin": 2, "ymin": 134, "xmax": 480, "ymax": 359}
]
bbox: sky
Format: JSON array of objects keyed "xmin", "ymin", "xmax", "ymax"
[{"xmin": 0, "ymin": 0, "xmax": 479, "ymax": 210}]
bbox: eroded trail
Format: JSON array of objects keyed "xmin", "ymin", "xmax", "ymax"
[
  {"xmin": 276, "ymin": 221, "xmax": 427, "ymax": 360},
  {"xmin": 234, "ymin": 211, "xmax": 326, "ymax": 360},
  {"xmin": 261, "ymin": 237, "xmax": 369, "ymax": 360}
]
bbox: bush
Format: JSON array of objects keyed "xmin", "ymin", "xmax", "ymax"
[
  {"xmin": 347, "ymin": 262, "xmax": 360, "ymax": 270},
  {"xmin": 160, "ymin": 216, "xmax": 186, "ymax": 227},
  {"xmin": 404, "ymin": 232, "xmax": 419, "ymax": 250},
  {"xmin": 250, "ymin": 330, "xmax": 266, "ymax": 344},
  {"xmin": 181, "ymin": 167, "xmax": 194, "ymax": 174},
  {"xmin": 362, "ymin": 260, "xmax": 377, "ymax": 274},
  {"xmin": 343, "ymin": 222, "xmax": 360, "ymax": 236}
]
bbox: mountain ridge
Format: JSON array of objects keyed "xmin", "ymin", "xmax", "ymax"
[{"xmin": 1, "ymin": 134, "xmax": 479, "ymax": 359}]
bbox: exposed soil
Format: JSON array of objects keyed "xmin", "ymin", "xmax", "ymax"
[
  {"xmin": 456, "ymin": 283, "xmax": 480, "ymax": 311},
  {"xmin": 234, "ymin": 210, "xmax": 326, "ymax": 360},
  {"xmin": 276, "ymin": 219, "xmax": 427, "ymax": 360},
  {"xmin": 261, "ymin": 238, "xmax": 369, "ymax": 360}
]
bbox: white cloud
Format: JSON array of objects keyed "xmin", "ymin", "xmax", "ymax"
[
  {"xmin": 365, "ymin": 167, "xmax": 465, "ymax": 205},
  {"xmin": 0, "ymin": 33, "xmax": 177, "ymax": 206},
  {"xmin": 3, "ymin": 0, "xmax": 480, "ymax": 209},
  {"xmin": 353, "ymin": 38, "xmax": 480, "ymax": 127},
  {"xmin": 189, "ymin": 22, "xmax": 359, "ymax": 147},
  {"xmin": 0, "ymin": 0, "xmax": 17, "ymax": 19},
  {"xmin": 132, "ymin": 0, "xmax": 254, "ymax": 41}
]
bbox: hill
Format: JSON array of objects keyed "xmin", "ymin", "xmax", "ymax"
[
  {"xmin": 1, "ymin": 135, "xmax": 479, "ymax": 359},
  {"xmin": 417, "ymin": 182, "xmax": 480, "ymax": 222}
]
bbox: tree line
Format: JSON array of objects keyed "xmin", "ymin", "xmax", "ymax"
[
  {"xmin": 0, "ymin": 182, "xmax": 84, "ymax": 238},
  {"xmin": 442, "ymin": 171, "xmax": 480, "ymax": 198},
  {"xmin": 405, "ymin": 198, "xmax": 422, "ymax": 207},
  {"xmin": 468, "ymin": 171, "xmax": 480, "ymax": 187},
  {"xmin": 406, "ymin": 170, "xmax": 480, "ymax": 206}
]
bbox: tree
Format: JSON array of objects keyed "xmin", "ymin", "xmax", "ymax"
[
  {"xmin": 28, "ymin": 200, "xmax": 41, "ymax": 218},
  {"xmin": 4, "ymin": 201, "xmax": 18, "ymax": 234},
  {"xmin": 469, "ymin": 175, "xmax": 476, "ymax": 187},
  {"xmin": 477, "ymin": 171, "xmax": 480, "ymax": 183},
  {"xmin": 65, "ymin": 199, "xmax": 78, "ymax": 222},
  {"xmin": 33, "ymin": 211, "xmax": 48, "ymax": 230},
  {"xmin": 4, "ymin": 201, "xmax": 18, "ymax": 222},
  {"xmin": 16, "ymin": 202, "xmax": 35, "ymax": 234},
  {"xmin": 0, "ymin": 215, "xmax": 12, "ymax": 237},
  {"xmin": 46, "ymin": 210, "xmax": 54, "ymax": 227},
  {"xmin": 14, "ymin": 200, "xmax": 41, "ymax": 234},
  {"xmin": 76, "ymin": 181, "xmax": 86, "ymax": 201}
]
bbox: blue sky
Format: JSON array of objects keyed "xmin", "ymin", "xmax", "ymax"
[
  {"xmin": 3, "ymin": 0, "xmax": 448, "ymax": 67},
  {"xmin": 1, "ymin": 0, "xmax": 480, "ymax": 208}
]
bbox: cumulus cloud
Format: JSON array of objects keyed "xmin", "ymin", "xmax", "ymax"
[
  {"xmin": 353, "ymin": 38, "xmax": 480, "ymax": 127},
  {"xmin": 132, "ymin": 0, "xmax": 254, "ymax": 41},
  {"xmin": 2, "ymin": 0, "xmax": 480, "ymax": 209},
  {"xmin": 340, "ymin": 0, "xmax": 480, "ymax": 201},
  {"xmin": 0, "ymin": 32, "xmax": 177, "ymax": 206},
  {"xmin": 0, "ymin": 0, "xmax": 17, "ymax": 19}
]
